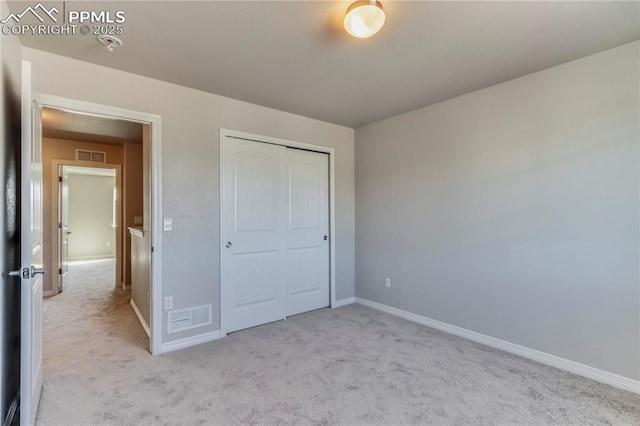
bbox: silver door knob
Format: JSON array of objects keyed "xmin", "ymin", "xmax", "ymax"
[
  {"xmin": 323, "ymin": 235, "xmax": 328, "ymax": 241},
  {"xmin": 225, "ymin": 242, "xmax": 232, "ymax": 248},
  {"xmin": 8, "ymin": 268, "xmax": 28, "ymax": 279},
  {"xmin": 30, "ymin": 266, "xmax": 46, "ymax": 277}
]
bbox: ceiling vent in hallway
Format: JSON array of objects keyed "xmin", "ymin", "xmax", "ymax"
[{"xmin": 76, "ymin": 149, "xmax": 106, "ymax": 162}]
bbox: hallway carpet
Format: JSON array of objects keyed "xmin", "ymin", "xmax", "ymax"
[{"xmin": 38, "ymin": 263, "xmax": 639, "ymax": 425}]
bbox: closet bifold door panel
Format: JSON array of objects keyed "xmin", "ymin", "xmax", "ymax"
[
  {"xmin": 285, "ymin": 148, "xmax": 329, "ymax": 317},
  {"xmin": 221, "ymin": 136, "xmax": 330, "ymax": 334},
  {"xmin": 222, "ymin": 138, "xmax": 288, "ymax": 333}
]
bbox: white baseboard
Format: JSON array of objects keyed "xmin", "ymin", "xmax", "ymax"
[
  {"xmin": 161, "ymin": 330, "xmax": 224, "ymax": 354},
  {"xmin": 130, "ymin": 299, "xmax": 150, "ymax": 338},
  {"xmin": 355, "ymin": 297, "xmax": 639, "ymax": 395},
  {"xmin": 333, "ymin": 297, "xmax": 355, "ymax": 308}
]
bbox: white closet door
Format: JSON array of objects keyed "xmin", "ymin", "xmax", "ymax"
[
  {"xmin": 221, "ymin": 137, "xmax": 288, "ymax": 333},
  {"xmin": 285, "ymin": 148, "xmax": 329, "ymax": 316}
]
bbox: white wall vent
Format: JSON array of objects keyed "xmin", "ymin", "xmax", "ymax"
[
  {"xmin": 167, "ymin": 304, "xmax": 212, "ymax": 334},
  {"xmin": 76, "ymin": 149, "xmax": 106, "ymax": 163}
]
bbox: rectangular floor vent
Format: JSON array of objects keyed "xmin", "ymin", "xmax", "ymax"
[{"xmin": 167, "ymin": 304, "xmax": 212, "ymax": 334}]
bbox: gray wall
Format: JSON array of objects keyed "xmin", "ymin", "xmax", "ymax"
[
  {"xmin": 0, "ymin": 0, "xmax": 22, "ymax": 419},
  {"xmin": 355, "ymin": 41, "xmax": 639, "ymax": 380},
  {"xmin": 23, "ymin": 47, "xmax": 355, "ymax": 344},
  {"xmin": 67, "ymin": 173, "xmax": 116, "ymax": 261}
]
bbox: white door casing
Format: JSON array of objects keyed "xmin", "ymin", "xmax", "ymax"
[
  {"xmin": 20, "ymin": 60, "xmax": 44, "ymax": 426},
  {"xmin": 221, "ymin": 133, "xmax": 331, "ymax": 334}
]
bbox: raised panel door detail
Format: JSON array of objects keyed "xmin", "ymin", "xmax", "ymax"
[
  {"xmin": 234, "ymin": 251, "xmax": 279, "ymax": 308},
  {"xmin": 235, "ymin": 153, "xmax": 278, "ymax": 232},
  {"xmin": 289, "ymin": 162, "xmax": 322, "ymax": 230},
  {"xmin": 31, "ymin": 278, "xmax": 42, "ymax": 389},
  {"xmin": 287, "ymin": 247, "xmax": 321, "ymax": 295}
]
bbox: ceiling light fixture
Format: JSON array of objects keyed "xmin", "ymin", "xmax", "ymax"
[
  {"xmin": 344, "ymin": 0, "xmax": 385, "ymax": 39},
  {"xmin": 97, "ymin": 35, "xmax": 123, "ymax": 52}
]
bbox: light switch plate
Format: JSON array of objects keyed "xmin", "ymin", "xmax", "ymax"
[{"xmin": 163, "ymin": 217, "xmax": 173, "ymax": 231}]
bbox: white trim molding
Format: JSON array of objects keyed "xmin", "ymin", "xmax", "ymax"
[
  {"xmin": 130, "ymin": 299, "xmax": 150, "ymax": 338},
  {"xmin": 355, "ymin": 297, "xmax": 640, "ymax": 395},
  {"xmin": 333, "ymin": 297, "xmax": 355, "ymax": 308},
  {"xmin": 161, "ymin": 331, "xmax": 224, "ymax": 354}
]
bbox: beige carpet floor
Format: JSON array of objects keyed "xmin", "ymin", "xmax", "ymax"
[{"xmin": 38, "ymin": 260, "xmax": 639, "ymax": 425}]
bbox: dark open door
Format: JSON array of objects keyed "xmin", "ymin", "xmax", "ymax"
[{"xmin": 1, "ymin": 51, "xmax": 23, "ymax": 426}]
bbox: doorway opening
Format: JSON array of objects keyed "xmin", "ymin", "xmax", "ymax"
[
  {"xmin": 56, "ymin": 165, "xmax": 119, "ymax": 294},
  {"xmin": 40, "ymin": 103, "xmax": 155, "ymax": 353}
]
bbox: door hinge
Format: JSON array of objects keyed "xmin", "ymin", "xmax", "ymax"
[
  {"xmin": 58, "ymin": 268, "xmax": 62, "ymax": 274},
  {"xmin": 58, "ymin": 176, "xmax": 62, "ymax": 183},
  {"xmin": 58, "ymin": 222, "xmax": 62, "ymax": 229},
  {"xmin": 151, "ymin": 246, "xmax": 154, "ymax": 253}
]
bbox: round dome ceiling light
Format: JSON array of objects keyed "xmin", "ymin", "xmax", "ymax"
[
  {"xmin": 97, "ymin": 34, "xmax": 123, "ymax": 52},
  {"xmin": 344, "ymin": 0, "xmax": 385, "ymax": 39}
]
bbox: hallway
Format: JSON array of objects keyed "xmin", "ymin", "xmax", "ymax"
[{"xmin": 38, "ymin": 259, "xmax": 149, "ymax": 424}]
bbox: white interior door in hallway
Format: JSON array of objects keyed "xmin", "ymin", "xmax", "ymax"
[{"xmin": 221, "ymin": 136, "xmax": 330, "ymax": 333}]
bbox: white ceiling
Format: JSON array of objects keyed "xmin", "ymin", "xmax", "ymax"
[{"xmin": 14, "ymin": 1, "xmax": 640, "ymax": 128}]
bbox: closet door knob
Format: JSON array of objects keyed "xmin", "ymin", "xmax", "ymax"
[{"xmin": 225, "ymin": 241, "xmax": 232, "ymax": 248}]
